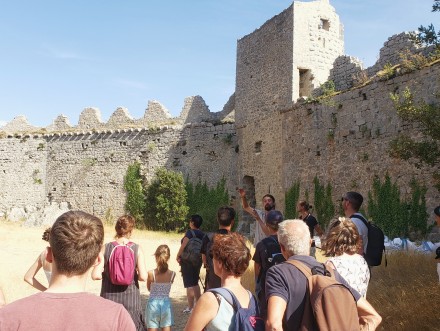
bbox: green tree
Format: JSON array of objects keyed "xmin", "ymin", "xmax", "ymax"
[
  {"xmin": 389, "ymin": 87, "xmax": 440, "ymax": 190},
  {"xmin": 285, "ymin": 180, "xmax": 300, "ymax": 219},
  {"xmin": 416, "ymin": 0, "xmax": 440, "ymax": 46},
  {"xmin": 367, "ymin": 174, "xmax": 429, "ymax": 239},
  {"xmin": 186, "ymin": 178, "xmax": 229, "ymax": 232},
  {"xmin": 145, "ymin": 168, "xmax": 189, "ymax": 231},
  {"xmin": 123, "ymin": 162, "xmax": 146, "ymax": 222},
  {"xmin": 313, "ymin": 176, "xmax": 335, "ymax": 228},
  {"xmin": 368, "ymin": 174, "xmax": 405, "ymax": 238}
]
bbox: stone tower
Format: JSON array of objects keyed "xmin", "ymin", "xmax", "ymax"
[{"xmin": 235, "ymin": 0, "xmax": 344, "ymax": 223}]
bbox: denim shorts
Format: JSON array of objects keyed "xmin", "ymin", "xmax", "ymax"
[{"xmin": 145, "ymin": 297, "xmax": 174, "ymax": 328}]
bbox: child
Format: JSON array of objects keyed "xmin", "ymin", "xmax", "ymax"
[
  {"xmin": 146, "ymin": 245, "xmax": 175, "ymax": 331},
  {"xmin": 24, "ymin": 227, "xmax": 52, "ymax": 291}
]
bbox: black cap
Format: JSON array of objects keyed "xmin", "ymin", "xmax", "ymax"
[{"xmin": 266, "ymin": 210, "xmax": 284, "ymax": 227}]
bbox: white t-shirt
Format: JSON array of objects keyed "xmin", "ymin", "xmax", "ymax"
[
  {"xmin": 253, "ymin": 209, "xmax": 268, "ymax": 247},
  {"xmin": 350, "ymin": 213, "xmax": 369, "ymax": 254}
]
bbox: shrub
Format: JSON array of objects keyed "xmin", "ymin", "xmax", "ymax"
[
  {"xmin": 285, "ymin": 180, "xmax": 300, "ymax": 219},
  {"xmin": 145, "ymin": 168, "xmax": 189, "ymax": 231},
  {"xmin": 124, "ymin": 162, "xmax": 146, "ymax": 223},
  {"xmin": 313, "ymin": 176, "xmax": 335, "ymax": 228},
  {"xmin": 186, "ymin": 178, "xmax": 229, "ymax": 232},
  {"xmin": 367, "ymin": 174, "xmax": 429, "ymax": 238}
]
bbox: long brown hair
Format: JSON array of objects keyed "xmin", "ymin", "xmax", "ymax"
[
  {"xmin": 155, "ymin": 245, "xmax": 170, "ymax": 274},
  {"xmin": 114, "ymin": 215, "xmax": 135, "ymax": 239}
]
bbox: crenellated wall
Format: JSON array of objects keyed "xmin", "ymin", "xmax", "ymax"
[{"xmin": 1, "ymin": 123, "xmax": 237, "ymax": 220}]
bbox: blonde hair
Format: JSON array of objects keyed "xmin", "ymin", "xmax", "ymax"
[{"xmin": 155, "ymin": 244, "xmax": 170, "ymax": 274}]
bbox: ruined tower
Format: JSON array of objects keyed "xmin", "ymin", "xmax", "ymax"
[{"xmin": 235, "ymin": 0, "xmax": 344, "ymax": 219}]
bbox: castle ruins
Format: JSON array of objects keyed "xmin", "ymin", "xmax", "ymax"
[{"xmin": 1, "ymin": 0, "xmax": 439, "ymax": 238}]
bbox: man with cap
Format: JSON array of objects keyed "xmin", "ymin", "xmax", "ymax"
[
  {"xmin": 252, "ymin": 210, "xmax": 285, "ymax": 319},
  {"xmin": 342, "ymin": 191, "xmax": 368, "ymax": 255}
]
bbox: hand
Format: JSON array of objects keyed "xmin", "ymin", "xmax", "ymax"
[{"xmin": 237, "ymin": 188, "xmax": 246, "ymax": 198}]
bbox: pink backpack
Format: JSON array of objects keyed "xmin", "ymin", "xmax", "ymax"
[{"xmin": 108, "ymin": 241, "xmax": 135, "ymax": 286}]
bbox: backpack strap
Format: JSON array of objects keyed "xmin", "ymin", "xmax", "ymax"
[
  {"xmin": 287, "ymin": 259, "xmax": 333, "ymax": 278},
  {"xmin": 208, "ymin": 287, "xmax": 238, "ymax": 310},
  {"xmin": 170, "ymin": 271, "xmax": 176, "ymax": 283},
  {"xmin": 350, "ymin": 214, "xmax": 369, "ymax": 228},
  {"xmin": 208, "ymin": 288, "xmax": 255, "ymax": 311},
  {"xmin": 189, "ymin": 229, "xmax": 196, "ymax": 239}
]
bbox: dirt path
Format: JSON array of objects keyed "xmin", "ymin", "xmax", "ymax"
[{"xmin": 0, "ymin": 221, "xmax": 196, "ymax": 330}]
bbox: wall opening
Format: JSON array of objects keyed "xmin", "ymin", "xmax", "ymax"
[
  {"xmin": 255, "ymin": 141, "xmax": 262, "ymax": 154},
  {"xmin": 319, "ymin": 19, "xmax": 330, "ymax": 31},
  {"xmin": 299, "ymin": 69, "xmax": 313, "ymax": 97}
]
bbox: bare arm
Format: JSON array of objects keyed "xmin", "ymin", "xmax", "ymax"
[
  {"xmin": 91, "ymin": 245, "xmax": 105, "ymax": 280},
  {"xmin": 357, "ymin": 297, "xmax": 382, "ymax": 330},
  {"xmin": 23, "ymin": 251, "xmax": 47, "ymax": 291},
  {"xmin": 184, "ymin": 292, "xmax": 219, "ymax": 331},
  {"xmin": 238, "ymin": 188, "xmax": 258, "ymax": 216},
  {"xmin": 266, "ymin": 295, "xmax": 287, "ymax": 331},
  {"xmin": 177, "ymin": 236, "xmax": 189, "ymax": 263},
  {"xmin": 146, "ymin": 270, "xmax": 153, "ymax": 292},
  {"xmin": 136, "ymin": 245, "xmax": 148, "ymax": 282}
]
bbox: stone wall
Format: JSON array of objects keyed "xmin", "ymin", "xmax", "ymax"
[
  {"xmin": 282, "ymin": 62, "xmax": 440, "ymax": 214},
  {"xmin": 0, "ymin": 135, "xmax": 47, "ymax": 212},
  {"xmin": 0, "ymin": 123, "xmax": 237, "ymax": 221}
]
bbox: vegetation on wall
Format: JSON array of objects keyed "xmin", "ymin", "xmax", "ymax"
[
  {"xmin": 124, "ymin": 162, "xmax": 146, "ymax": 223},
  {"xmin": 313, "ymin": 176, "xmax": 335, "ymax": 228},
  {"xmin": 367, "ymin": 174, "xmax": 428, "ymax": 239},
  {"xmin": 186, "ymin": 178, "xmax": 229, "ymax": 232},
  {"xmin": 389, "ymin": 87, "xmax": 440, "ymax": 190},
  {"xmin": 285, "ymin": 180, "xmax": 300, "ymax": 219}
]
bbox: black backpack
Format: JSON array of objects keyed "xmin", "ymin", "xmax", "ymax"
[
  {"xmin": 208, "ymin": 287, "xmax": 265, "ymax": 331},
  {"xmin": 258, "ymin": 236, "xmax": 285, "ymax": 283},
  {"xmin": 352, "ymin": 214, "xmax": 387, "ymax": 266},
  {"xmin": 180, "ymin": 230, "xmax": 203, "ymax": 266}
]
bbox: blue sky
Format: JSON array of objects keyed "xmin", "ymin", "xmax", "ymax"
[{"xmin": 0, "ymin": 0, "xmax": 437, "ymax": 127}]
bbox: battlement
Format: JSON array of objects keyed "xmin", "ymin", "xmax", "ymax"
[{"xmin": 1, "ymin": 95, "xmax": 235, "ymax": 135}]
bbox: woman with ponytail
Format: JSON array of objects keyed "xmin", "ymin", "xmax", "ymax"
[
  {"xmin": 92, "ymin": 215, "xmax": 147, "ymax": 330},
  {"xmin": 145, "ymin": 244, "xmax": 175, "ymax": 331},
  {"xmin": 321, "ymin": 217, "xmax": 370, "ymax": 297}
]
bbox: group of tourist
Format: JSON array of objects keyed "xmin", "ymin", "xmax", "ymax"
[{"xmin": 0, "ymin": 188, "xmax": 438, "ymax": 330}]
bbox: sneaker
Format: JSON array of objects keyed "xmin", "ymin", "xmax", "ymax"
[{"xmin": 182, "ymin": 307, "xmax": 192, "ymax": 313}]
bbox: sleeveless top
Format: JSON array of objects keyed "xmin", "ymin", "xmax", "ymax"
[
  {"xmin": 205, "ymin": 290, "xmax": 252, "ymax": 331},
  {"xmin": 100, "ymin": 242, "xmax": 144, "ymax": 331},
  {"xmin": 149, "ymin": 270, "xmax": 175, "ymax": 299},
  {"xmin": 328, "ymin": 254, "xmax": 370, "ymax": 297}
]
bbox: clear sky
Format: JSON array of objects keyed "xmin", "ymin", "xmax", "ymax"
[{"xmin": 0, "ymin": 0, "xmax": 437, "ymax": 127}]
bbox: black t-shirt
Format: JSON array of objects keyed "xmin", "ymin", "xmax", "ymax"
[
  {"xmin": 181, "ymin": 228, "xmax": 205, "ymax": 244},
  {"xmin": 265, "ymin": 255, "xmax": 361, "ymax": 331},
  {"xmin": 201, "ymin": 228, "xmax": 229, "ymax": 290},
  {"xmin": 201, "ymin": 228, "xmax": 229, "ymax": 255},
  {"xmin": 302, "ymin": 214, "xmax": 318, "ymax": 237}
]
